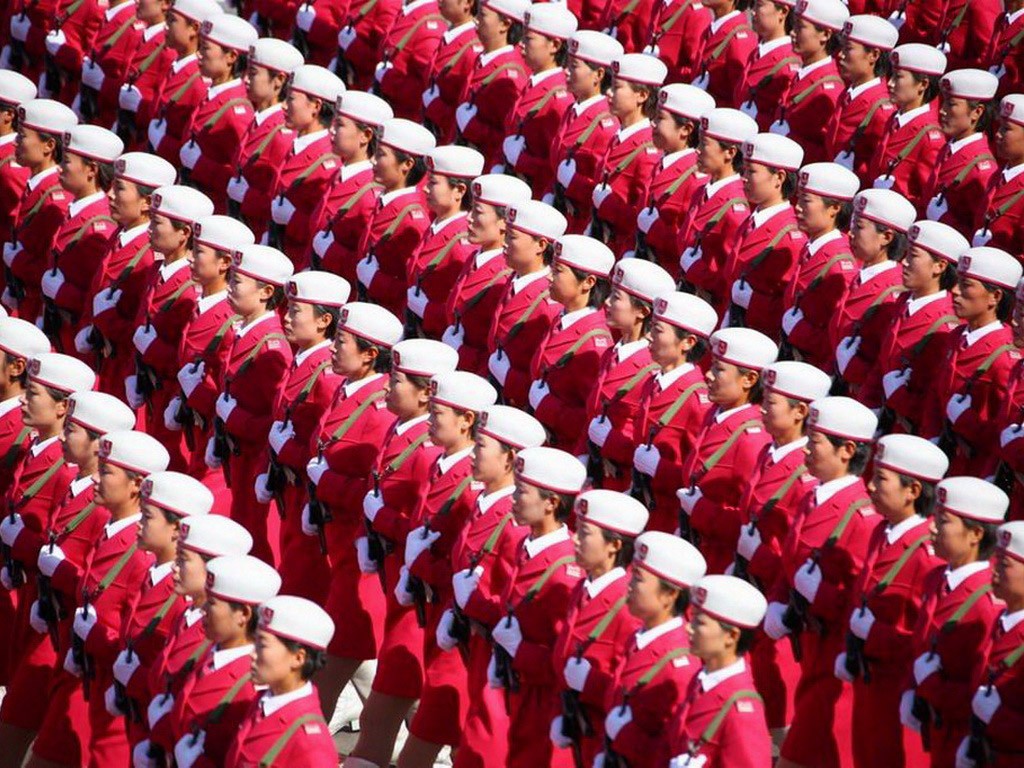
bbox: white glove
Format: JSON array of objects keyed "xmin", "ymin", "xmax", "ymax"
[
  {"xmin": 794, "ymin": 558, "xmax": 822, "ymax": 602},
  {"xmin": 133, "ymin": 740, "xmax": 158, "ymax": 768},
  {"xmin": 174, "ymin": 730, "xmax": 206, "ymax": 768},
  {"xmin": 147, "ymin": 119, "xmax": 168, "ymax": 150},
  {"xmin": 0, "ymin": 566, "xmax": 12, "ymax": 591},
  {"xmin": 913, "ymin": 651, "xmax": 941, "ymax": 685},
  {"xmin": 456, "ymin": 102, "xmax": 478, "ymax": 133},
  {"xmin": 42, "ymin": 27, "xmax": 66, "ymax": 51},
  {"xmin": 592, "ymin": 183, "xmax": 613, "ymax": 209},
  {"xmin": 557, "ymin": 159, "xmax": 577, "ymax": 188},
  {"xmin": 769, "ymin": 119, "xmax": 791, "ymax": 136},
  {"xmin": 873, "ymin": 174, "xmax": 896, "ymax": 190},
  {"xmin": 81, "ymin": 59, "xmax": 104, "ymax": 90},
  {"xmin": 355, "ymin": 537, "xmax": 378, "ymax": 573},
  {"xmin": 356, "ymin": 255, "xmax": 380, "ymax": 289},
  {"xmin": 946, "ymin": 393, "xmax": 972, "ymax": 424},
  {"xmin": 394, "ymin": 565, "xmax": 415, "ymax": 606},
  {"xmin": 442, "ymin": 323, "xmax": 465, "ymax": 352},
  {"xmin": 0, "ymin": 46, "xmax": 8, "ymax": 69},
  {"xmin": 119, "ymin": 84, "xmax": 143, "ymax": 112},
  {"xmin": 492, "ymin": 614, "xmax": 523, "ymax": 657},
  {"xmin": 226, "ymin": 175, "xmax": 250, "ymax": 204},
  {"xmin": 550, "ymin": 716, "xmax": 573, "ymax": 749},
  {"xmin": 955, "ymin": 736, "xmax": 977, "ymax": 768},
  {"xmin": 594, "ymin": 754, "xmax": 607, "ymax": 768},
  {"xmin": 41, "ymin": 268, "xmax": 65, "ymax": 299},
  {"xmin": 739, "ymin": 100, "xmax": 758, "ymax": 120},
  {"xmin": 338, "ymin": 24, "xmax": 358, "ymax": 50},
  {"xmin": 900, "ymin": 689, "xmax": 922, "ymax": 731},
  {"xmin": 74, "ymin": 325, "xmax": 94, "ymax": 355},
  {"xmin": 215, "ymin": 392, "xmax": 237, "ymax": 422},
  {"xmin": 38, "ymin": 543, "xmax": 66, "ymax": 577},
  {"xmin": 3, "ymin": 241, "xmax": 22, "ymax": 267},
  {"xmin": 487, "ymin": 350, "xmax": 511, "ymax": 386},
  {"xmin": 177, "ymin": 361, "xmax": 205, "ymax": 397},
  {"xmin": 927, "ymin": 195, "xmax": 949, "ymax": 221},
  {"xmin": 179, "ymin": 140, "xmax": 201, "ymax": 170},
  {"xmin": 124, "ymin": 374, "xmax": 144, "ymax": 409},
  {"xmin": 204, "ymin": 437, "xmax": 221, "ymax": 470},
  {"xmin": 588, "ymin": 416, "xmax": 612, "ymax": 447},
  {"xmin": 93, "ymin": 287, "xmax": 122, "ymax": 316},
  {"xmin": 528, "ymin": 379, "xmax": 549, "ymax": 411},
  {"xmin": 972, "ymin": 685, "xmax": 1000, "ymax": 724},
  {"xmin": 164, "ymin": 397, "xmax": 184, "ymax": 432},
  {"xmin": 632, "ymin": 443, "xmax": 661, "ymax": 477},
  {"xmin": 882, "ymin": 368, "xmax": 910, "ymax": 400},
  {"xmin": 422, "ymin": 84, "xmax": 441, "ymax": 108},
  {"xmin": 300, "ymin": 504, "xmax": 319, "ymax": 537},
  {"xmin": 453, "ymin": 565, "xmax": 482, "ymax": 609},
  {"xmin": 834, "ymin": 652, "xmax": 854, "ymax": 683},
  {"xmin": 849, "ymin": 605, "xmax": 875, "ymax": 640},
  {"xmin": 781, "ymin": 307, "xmax": 804, "ymax": 336},
  {"xmin": 113, "ymin": 648, "xmax": 141, "ymax": 686},
  {"xmin": 487, "ymin": 652, "xmax": 502, "ymax": 688},
  {"xmin": 0, "ymin": 512, "xmax": 24, "ymax": 546},
  {"xmin": 133, "ymin": 324, "xmax": 157, "ymax": 355},
  {"xmin": 270, "ymin": 195, "xmax": 296, "ymax": 225},
  {"xmin": 406, "ymin": 286, "xmax": 428, "ymax": 318},
  {"xmin": 833, "ymin": 150, "xmax": 855, "ymax": 171},
  {"xmin": 835, "ymin": 335, "xmax": 861, "ymax": 374},
  {"xmin": 105, "ymin": 684, "xmax": 125, "ymax": 717},
  {"xmin": 254, "ymin": 473, "xmax": 273, "ymax": 505},
  {"xmin": 633, "ymin": 202, "xmax": 660, "ymax": 233},
  {"xmin": 679, "ymin": 245, "xmax": 702, "ymax": 273},
  {"xmin": 312, "ymin": 229, "xmax": 335, "ymax": 258},
  {"xmin": 604, "ymin": 705, "xmax": 632, "ymax": 740},
  {"xmin": 64, "ymin": 648, "xmax": 82, "ymax": 677},
  {"xmin": 763, "ymin": 601, "xmax": 790, "ymax": 639},
  {"xmin": 676, "ymin": 485, "xmax": 703, "ymax": 516},
  {"xmin": 730, "ymin": 279, "xmax": 753, "ymax": 309},
  {"xmin": 737, "ymin": 523, "xmax": 761, "ymax": 560},
  {"xmin": 295, "ymin": 3, "xmax": 316, "ymax": 30},
  {"xmin": 972, "ymin": 227, "xmax": 993, "ymax": 248},
  {"xmin": 503, "ymin": 135, "xmax": 526, "ymax": 167},
  {"xmin": 147, "ymin": 692, "xmax": 174, "ymax": 728},
  {"xmin": 1001, "ymin": 424, "xmax": 1024, "ymax": 448},
  {"xmin": 691, "ymin": 70, "xmax": 710, "ymax": 90},
  {"xmin": 404, "ymin": 526, "xmax": 441, "ymax": 567},
  {"xmin": 436, "ymin": 608, "xmax": 459, "ymax": 651},
  {"xmin": 268, "ymin": 420, "xmax": 295, "ymax": 455},
  {"xmin": 29, "ymin": 600, "xmax": 47, "ymax": 634},
  {"xmin": 362, "ymin": 490, "xmax": 384, "ymax": 522},
  {"xmin": 306, "ymin": 455, "xmax": 328, "ymax": 486},
  {"xmin": 563, "ymin": 656, "xmax": 591, "ymax": 692}
]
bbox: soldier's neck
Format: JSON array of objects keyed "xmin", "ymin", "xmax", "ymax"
[
  {"xmin": 711, "ymin": 2, "xmax": 736, "ymax": 19},
  {"xmin": 444, "ymin": 436, "xmax": 474, "ymax": 456},
  {"xmin": 642, "ymin": 610, "xmax": 675, "ymax": 632},
  {"xmin": 946, "ymin": 551, "xmax": 981, "ymax": 571},
  {"xmin": 910, "ymin": 283, "xmax": 942, "ymax": 300},
  {"xmin": 701, "ymin": 651, "xmax": 739, "ymax": 673},
  {"xmin": 967, "ymin": 311, "xmax": 998, "ymax": 331},
  {"xmin": 28, "ymin": 158, "xmax": 57, "ymax": 177},
  {"xmin": 75, "ymin": 460, "xmax": 98, "ymax": 480},
  {"xmin": 0, "ymin": 381, "xmax": 24, "ymax": 403},
  {"xmin": 269, "ymin": 676, "xmax": 306, "ymax": 696},
  {"xmin": 74, "ymin": 182, "xmax": 101, "ymax": 202},
  {"xmin": 216, "ymin": 634, "xmax": 249, "ymax": 651},
  {"xmin": 108, "ymin": 501, "xmax": 140, "ymax": 521},
  {"xmin": 202, "ymin": 277, "xmax": 228, "ymax": 297},
  {"xmin": 484, "ymin": 476, "xmax": 512, "ymax": 495},
  {"xmin": 163, "ymin": 246, "xmax": 190, "ymax": 265},
  {"xmin": 528, "ymin": 516, "xmax": 560, "ymax": 539},
  {"xmin": 771, "ymin": 426, "xmax": 804, "ymax": 448},
  {"xmin": 800, "ymin": 49, "xmax": 828, "ymax": 67},
  {"xmin": 240, "ymin": 307, "xmax": 271, "ymax": 326}
]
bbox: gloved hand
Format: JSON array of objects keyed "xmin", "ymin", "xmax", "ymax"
[
  {"xmin": 147, "ymin": 692, "xmax": 174, "ymax": 728},
  {"xmin": 113, "ymin": 648, "xmax": 141, "ymax": 685},
  {"xmin": 422, "ymin": 84, "xmax": 441, "ymax": 108},
  {"xmin": 2, "ymin": 241, "xmax": 22, "ymax": 267},
  {"xmin": 254, "ymin": 473, "xmax": 273, "ymax": 505},
  {"xmin": 849, "ymin": 605, "xmax": 875, "ymax": 640},
  {"xmin": 453, "ymin": 565, "xmax": 482, "ymax": 609},
  {"xmin": 882, "ymin": 368, "xmax": 910, "ymax": 400},
  {"xmin": 226, "ymin": 175, "xmax": 250, "ymax": 203},
  {"xmin": 972, "ymin": 227, "xmax": 993, "ymax": 248},
  {"xmin": 174, "ymin": 730, "xmax": 206, "ymax": 768},
  {"xmin": 528, "ymin": 379, "xmax": 549, "ymax": 411},
  {"xmin": 306, "ymin": 455, "xmax": 328, "ymax": 486},
  {"xmin": 215, "ymin": 393, "xmax": 237, "ymax": 422},
  {"xmin": 312, "ymin": 229, "xmax": 334, "ymax": 257},
  {"xmin": 271, "ymin": 195, "xmax": 296, "ymax": 225},
  {"xmin": 64, "ymin": 648, "xmax": 82, "ymax": 676},
  {"xmin": 177, "ymin": 361, "xmax": 205, "ymax": 397},
  {"xmin": 1, "ymin": 565, "xmax": 14, "ymax": 590},
  {"xmin": 492, "ymin": 614, "xmax": 523, "ymax": 657},
  {"xmin": 587, "ymin": 416, "xmax": 612, "ymax": 447},
  {"xmin": 338, "ymin": 24, "xmax": 358, "ymax": 50},
  {"xmin": 268, "ymin": 420, "xmax": 294, "ymax": 455},
  {"xmin": 133, "ymin": 740, "xmax": 158, "ymax": 768},
  {"xmin": 179, "ymin": 140, "xmax": 202, "ymax": 170},
  {"xmin": 972, "ymin": 685, "xmax": 1001, "ymax": 724},
  {"xmin": 676, "ymin": 485, "xmax": 703, "ymax": 516},
  {"xmin": 442, "ymin": 323, "xmax": 465, "ymax": 351},
  {"xmin": 737, "ymin": 523, "xmax": 761, "ymax": 560},
  {"xmin": 164, "ymin": 396, "xmax": 184, "ymax": 432},
  {"xmin": 41, "ymin": 268, "xmax": 65, "ymax": 299},
  {"xmin": 691, "ymin": 70, "xmax": 710, "ymax": 90},
  {"xmin": 913, "ymin": 651, "xmax": 941, "ymax": 684},
  {"xmin": 406, "ymin": 286, "xmax": 428, "ymax": 318},
  {"xmin": 147, "ymin": 118, "xmax": 168, "ymax": 150},
  {"xmin": 769, "ymin": 119, "xmax": 791, "ymax": 136},
  {"xmin": 835, "ymin": 335, "xmax": 861, "ymax": 374},
  {"xmin": 394, "ymin": 566, "xmax": 415, "ymax": 606},
  {"xmin": 29, "ymin": 600, "xmax": 47, "ymax": 634},
  {"xmin": 604, "ymin": 704, "xmax": 632, "ymax": 740},
  {"xmin": 739, "ymin": 100, "xmax": 758, "ymax": 120},
  {"xmin": 119, "ymin": 84, "xmax": 143, "ymax": 112},
  {"xmin": 124, "ymin": 375, "xmax": 144, "ymax": 409},
  {"xmin": 899, "ymin": 690, "xmax": 921, "ymax": 732},
  {"xmin": 356, "ymin": 255, "xmax": 379, "ymax": 289},
  {"xmin": 133, "ymin": 324, "xmax": 157, "ymax": 355},
  {"xmin": 955, "ymin": 736, "xmax": 977, "ymax": 768},
  {"xmin": 927, "ymin": 195, "xmax": 949, "ymax": 221},
  {"xmin": 204, "ymin": 437, "xmax": 221, "ymax": 470},
  {"xmin": 81, "ymin": 59, "xmax": 104, "ymax": 90},
  {"xmin": 355, "ymin": 537, "xmax": 378, "ymax": 573},
  {"xmin": 636, "ymin": 205, "xmax": 660, "ymax": 234},
  {"xmin": 455, "ymin": 102, "xmax": 478, "ymax": 133},
  {"xmin": 42, "ymin": 26, "xmax": 65, "ymax": 50},
  {"xmin": 946, "ymin": 393, "xmax": 972, "ymax": 424},
  {"xmin": 93, "ymin": 287, "xmax": 122, "ymax": 316},
  {"xmin": 404, "ymin": 525, "xmax": 441, "ymax": 567},
  {"xmin": 300, "ymin": 504, "xmax": 319, "ymax": 537},
  {"xmin": 592, "ymin": 183, "xmax": 613, "ymax": 209},
  {"xmin": 38, "ymin": 543, "xmax": 66, "ymax": 577},
  {"xmin": 563, "ymin": 656, "xmax": 591, "ymax": 692},
  {"xmin": 632, "ymin": 444, "xmax": 660, "ymax": 476},
  {"xmin": 503, "ymin": 135, "xmax": 526, "ymax": 167},
  {"xmin": 488, "ymin": 349, "xmax": 511, "ymax": 386},
  {"xmin": 763, "ymin": 601, "xmax": 790, "ymax": 639},
  {"xmin": 557, "ymin": 158, "xmax": 576, "ymax": 188},
  {"xmin": 373, "ymin": 59, "xmax": 394, "ymax": 83},
  {"xmin": 834, "ymin": 652, "xmax": 854, "ymax": 683},
  {"xmin": 362, "ymin": 490, "xmax": 384, "ymax": 522},
  {"xmin": 550, "ymin": 716, "xmax": 573, "ymax": 749},
  {"xmin": 1001, "ymin": 424, "xmax": 1024, "ymax": 447},
  {"xmin": 730, "ymin": 279, "xmax": 753, "ymax": 309},
  {"xmin": 833, "ymin": 150, "xmax": 854, "ymax": 171},
  {"xmin": 436, "ymin": 608, "xmax": 459, "ymax": 651},
  {"xmin": 487, "ymin": 652, "xmax": 502, "ymax": 688},
  {"xmin": 104, "ymin": 684, "xmax": 125, "ymax": 717},
  {"xmin": 781, "ymin": 307, "xmax": 804, "ymax": 336},
  {"xmin": 680, "ymin": 245, "xmax": 703, "ymax": 273},
  {"xmin": 0, "ymin": 512, "xmax": 24, "ymax": 545},
  {"xmin": 794, "ymin": 559, "xmax": 822, "ymax": 602},
  {"xmin": 295, "ymin": 3, "xmax": 316, "ymax": 30}
]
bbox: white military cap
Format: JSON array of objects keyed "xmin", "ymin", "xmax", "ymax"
[
  {"xmin": 799, "ymin": 162, "xmax": 860, "ymax": 201},
  {"xmin": 484, "ymin": 0, "xmax": 531, "ymax": 22},
  {"xmin": 957, "ymin": 246, "xmax": 1024, "ymax": 290},
  {"xmin": 653, "ymin": 292, "xmax": 717, "ymax": 338},
  {"xmin": 206, "ymin": 555, "xmax": 281, "ymax": 604},
  {"xmin": 471, "ymin": 174, "xmax": 532, "ymax": 208},
  {"xmin": 200, "ymin": 13, "xmax": 258, "ymax": 52},
  {"xmin": 338, "ymin": 302, "xmax": 403, "ymax": 348},
  {"xmin": 290, "ymin": 64, "xmax": 346, "ymax": 102},
  {"xmin": 286, "ymin": 271, "xmax": 351, "ymax": 308},
  {"xmin": 27, "ymin": 353, "xmax": 95, "ymax": 393},
  {"xmin": 524, "ymin": 2, "xmax": 577, "ymax": 39},
  {"xmin": 633, "ymin": 530, "xmax": 706, "ymax": 588},
  {"xmin": 180, "ymin": 514, "xmax": 253, "ymax": 557},
  {"xmin": 1000, "ymin": 95, "xmax": 1024, "ymax": 127},
  {"xmin": 941, "ymin": 69, "xmax": 999, "ymax": 101},
  {"xmin": 507, "ymin": 199, "xmax": 568, "ymax": 240},
  {"xmin": 554, "ymin": 235, "xmax": 615, "ymax": 277},
  {"xmin": 852, "ymin": 188, "xmax": 916, "ymax": 232},
  {"xmin": 258, "ymin": 594, "xmax": 335, "ymax": 650},
  {"xmin": 231, "ymin": 244, "xmax": 294, "ymax": 286},
  {"xmin": 515, "ymin": 446, "xmax": 587, "ymax": 494},
  {"xmin": 194, "ymin": 215, "xmax": 255, "ymax": 253},
  {"xmin": 611, "ymin": 259, "xmax": 675, "ymax": 303},
  {"xmin": 392, "ymin": 339, "xmax": 459, "ymax": 377},
  {"xmin": 908, "ymin": 220, "xmax": 969, "ymax": 263},
  {"xmin": 336, "ymin": 90, "xmax": 393, "ymax": 127},
  {"xmin": 18, "ymin": 99, "xmax": 77, "ymax": 135},
  {"xmin": 795, "ymin": 0, "xmax": 849, "ymax": 31},
  {"xmin": 568, "ymin": 30, "xmax": 623, "ymax": 67},
  {"xmin": 659, "ymin": 83, "xmax": 716, "ymax": 121},
  {"xmin": 0, "ymin": 317, "xmax": 50, "ymax": 361},
  {"xmin": 874, "ymin": 434, "xmax": 948, "ymax": 483},
  {"xmin": 701, "ymin": 107, "xmax": 759, "ymax": 145},
  {"xmin": 692, "ymin": 574, "xmax": 767, "ymax": 629},
  {"xmin": 892, "ymin": 43, "xmax": 947, "ymax": 76},
  {"xmin": 152, "ymin": 185, "xmax": 214, "ymax": 225},
  {"xmin": 743, "ymin": 133, "xmax": 804, "ymax": 171},
  {"xmin": 249, "ymin": 38, "xmax": 304, "ymax": 74},
  {"xmin": 66, "ymin": 391, "xmax": 135, "ymax": 435},
  {"xmin": 477, "ymin": 405, "xmax": 547, "ymax": 449},
  {"xmin": 66, "ymin": 125, "xmax": 124, "ymax": 163},
  {"xmin": 114, "ymin": 152, "xmax": 177, "ymax": 188},
  {"xmin": 612, "ymin": 53, "xmax": 668, "ymax": 86},
  {"xmin": 709, "ymin": 328, "xmax": 778, "ymax": 371},
  {"xmin": 430, "ymin": 371, "xmax": 497, "ymax": 411},
  {"xmin": 428, "ymin": 145, "xmax": 485, "ymax": 179},
  {"xmin": 171, "ymin": 0, "xmax": 221, "ymax": 23},
  {"xmin": 842, "ymin": 15, "xmax": 898, "ymax": 51},
  {"xmin": 936, "ymin": 476, "xmax": 1008, "ymax": 524},
  {"xmin": 98, "ymin": 430, "xmax": 171, "ymax": 475},
  {"xmin": 380, "ymin": 118, "xmax": 436, "ymax": 157},
  {"xmin": 807, "ymin": 396, "xmax": 877, "ymax": 442},
  {"xmin": 997, "ymin": 521, "xmax": 1024, "ymax": 563},
  {"xmin": 763, "ymin": 361, "xmax": 832, "ymax": 402},
  {"xmin": 141, "ymin": 471, "xmax": 215, "ymax": 518},
  {"xmin": 575, "ymin": 489, "xmax": 649, "ymax": 536},
  {"xmin": 0, "ymin": 71, "xmax": 37, "ymax": 107}
]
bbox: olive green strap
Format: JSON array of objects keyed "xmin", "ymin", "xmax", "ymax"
[{"xmin": 259, "ymin": 712, "xmax": 327, "ymax": 766}]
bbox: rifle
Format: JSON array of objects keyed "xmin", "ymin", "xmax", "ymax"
[
  {"xmin": 601, "ymin": 718, "xmax": 628, "ymax": 768},
  {"xmin": 36, "ymin": 532, "xmax": 63, "ymax": 651},
  {"xmin": 78, "ymin": 84, "xmax": 98, "ymax": 123},
  {"xmin": 2, "ymin": 507, "xmax": 23, "ymax": 589},
  {"xmin": 73, "ymin": 590, "xmax": 94, "ymax": 700},
  {"xmin": 844, "ymin": 621, "xmax": 870, "ymax": 683},
  {"xmin": 365, "ymin": 471, "xmax": 389, "ymax": 591},
  {"xmin": 911, "ymin": 688, "xmax": 937, "ymax": 751},
  {"xmin": 587, "ymin": 409, "xmax": 611, "ymax": 487},
  {"xmin": 781, "ymin": 591, "xmax": 808, "ymax": 662},
  {"xmin": 560, "ymin": 688, "xmax": 591, "ymax": 768},
  {"xmin": 115, "ymin": 108, "xmax": 138, "ymax": 147},
  {"xmin": 492, "ymin": 610, "xmax": 520, "ymax": 694},
  {"xmin": 967, "ymin": 714, "xmax": 993, "ymax": 765},
  {"xmin": 306, "ymin": 479, "xmax": 331, "ymax": 556},
  {"xmin": 9, "ymin": 37, "xmax": 26, "ymax": 71},
  {"xmin": 264, "ymin": 450, "xmax": 289, "ymax": 520},
  {"xmin": 406, "ymin": 524, "xmax": 432, "ymax": 628}
]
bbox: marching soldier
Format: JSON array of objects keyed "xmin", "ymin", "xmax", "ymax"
[
  {"xmin": 734, "ymin": 0, "xmax": 799, "ymax": 130},
  {"xmin": 690, "ymin": 0, "xmax": 756, "ymax": 109},
  {"xmin": 972, "ymin": 93, "xmax": 1024, "ymax": 255},
  {"xmin": 371, "ymin": 0, "xmax": 446, "ymax": 122},
  {"xmin": 75, "ymin": 0, "xmax": 143, "ymax": 128},
  {"xmin": 987, "ymin": 1, "xmax": 1024, "ymax": 97},
  {"xmin": 0, "ymin": 72, "xmax": 38, "ymax": 249},
  {"xmin": 0, "ymin": 318, "xmax": 52, "ymax": 497},
  {"xmin": 641, "ymin": 0, "xmax": 711, "ymax": 86},
  {"xmin": 332, "ymin": 0, "xmax": 402, "ymax": 90},
  {"xmin": 421, "ymin": 0, "xmax": 483, "ymax": 142},
  {"xmin": 113, "ymin": 0, "xmax": 176, "ymax": 149},
  {"xmin": 41, "ymin": 0, "xmax": 103, "ymax": 104}
]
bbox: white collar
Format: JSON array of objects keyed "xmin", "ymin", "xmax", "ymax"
[
  {"xmin": 616, "ymin": 338, "xmax": 649, "ymax": 363},
  {"xmin": 27, "ymin": 165, "xmax": 59, "ymax": 191},
  {"xmin": 617, "ymin": 119, "xmax": 651, "ymax": 143},
  {"xmin": 0, "ymin": 395, "xmax": 22, "ymax": 420},
  {"xmin": 705, "ymin": 173, "xmax": 740, "ymax": 199},
  {"xmin": 379, "ymin": 186, "xmax": 419, "ymax": 208},
  {"xmin": 797, "ymin": 56, "xmax": 832, "ymax": 79},
  {"xmin": 184, "ymin": 606, "xmax": 204, "ymax": 626},
  {"xmin": 710, "ymin": 9, "xmax": 740, "ymax": 34},
  {"xmin": 207, "ymin": 78, "xmax": 241, "ymax": 100},
  {"xmin": 105, "ymin": 513, "xmax": 141, "ymax": 539},
  {"xmin": 0, "ymin": 133, "xmax": 15, "ymax": 148},
  {"xmin": 235, "ymin": 311, "xmax": 275, "ymax": 339},
  {"xmin": 119, "ymin": 221, "xmax": 149, "ymax": 246},
  {"xmin": 69, "ymin": 190, "xmax": 106, "ymax": 219},
  {"xmin": 528, "ymin": 66, "xmax": 563, "ymax": 87},
  {"xmin": 212, "ymin": 643, "xmax": 253, "ymax": 670},
  {"xmin": 714, "ymin": 404, "xmax": 751, "ymax": 424},
  {"xmin": 30, "ymin": 435, "xmax": 59, "ymax": 457},
  {"xmin": 479, "ymin": 45, "xmax": 513, "ymax": 67},
  {"xmin": 511, "ymin": 267, "xmax": 550, "ymax": 294},
  {"xmin": 1008, "ymin": 7, "xmax": 1024, "ymax": 25},
  {"xmin": 964, "ymin": 320, "xmax": 1003, "ymax": 347},
  {"xmin": 106, "ymin": 1, "xmax": 133, "ymax": 21},
  {"xmin": 254, "ymin": 103, "xmax": 282, "ymax": 126},
  {"xmin": 292, "ymin": 128, "xmax": 328, "ymax": 155},
  {"xmin": 150, "ymin": 560, "xmax": 174, "ymax": 585},
  {"xmin": 143, "ymin": 21, "xmax": 166, "ymax": 42},
  {"xmin": 806, "ymin": 228, "xmax": 842, "ymax": 256},
  {"xmin": 656, "ymin": 362, "xmax": 694, "ymax": 390},
  {"xmin": 430, "ymin": 211, "xmax": 467, "ymax": 235},
  {"xmin": 573, "ymin": 94, "xmax": 606, "ymax": 117},
  {"xmin": 437, "ymin": 445, "xmax": 473, "ymax": 474},
  {"xmin": 769, "ymin": 436, "xmax": 807, "ymax": 463},
  {"xmin": 171, "ymin": 53, "xmax": 198, "ymax": 74},
  {"xmin": 662, "ymin": 148, "xmax": 696, "ymax": 170},
  {"xmin": 635, "ymin": 615, "xmax": 684, "ymax": 650},
  {"xmin": 814, "ymin": 474, "xmax": 859, "ymax": 504},
  {"xmin": 906, "ymin": 290, "xmax": 946, "ymax": 316},
  {"xmin": 524, "ymin": 524, "xmax": 570, "ymax": 559},
  {"xmin": 1003, "ymin": 162, "xmax": 1024, "ymax": 183},
  {"xmin": 758, "ymin": 36, "xmax": 790, "ymax": 56},
  {"xmin": 885, "ymin": 514, "xmax": 924, "ymax": 545},
  {"xmin": 560, "ymin": 306, "xmax": 595, "ymax": 330},
  {"xmin": 1001, "ymin": 607, "xmax": 1024, "ymax": 633},
  {"xmin": 845, "ymin": 77, "xmax": 881, "ymax": 102},
  {"xmin": 897, "ymin": 103, "xmax": 931, "ymax": 128},
  {"xmin": 699, "ymin": 657, "xmax": 747, "ymax": 692},
  {"xmin": 944, "ymin": 560, "xmax": 989, "ymax": 592},
  {"xmin": 475, "ymin": 247, "xmax": 503, "ymax": 268},
  {"xmin": 585, "ymin": 566, "xmax": 625, "ymax": 599},
  {"xmin": 294, "ymin": 339, "xmax": 331, "ymax": 368},
  {"xmin": 858, "ymin": 259, "xmax": 898, "ymax": 283},
  {"xmin": 260, "ymin": 681, "xmax": 314, "ymax": 716},
  {"xmin": 403, "ymin": 0, "xmax": 435, "ymax": 14},
  {"xmin": 751, "ymin": 201, "xmax": 791, "ymax": 229},
  {"xmin": 343, "ymin": 372, "xmax": 383, "ymax": 398},
  {"xmin": 948, "ymin": 132, "xmax": 985, "ymax": 156},
  {"xmin": 477, "ymin": 484, "xmax": 514, "ymax": 515},
  {"xmin": 341, "ymin": 159, "xmax": 373, "ymax": 183},
  {"xmin": 444, "ymin": 20, "xmax": 475, "ymax": 43},
  {"xmin": 395, "ymin": 413, "xmax": 429, "ymax": 436},
  {"xmin": 197, "ymin": 289, "xmax": 227, "ymax": 314},
  {"xmin": 159, "ymin": 256, "xmax": 191, "ymax": 281},
  {"xmin": 70, "ymin": 476, "xmax": 93, "ymax": 497}
]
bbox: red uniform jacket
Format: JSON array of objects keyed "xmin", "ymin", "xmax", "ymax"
[
  {"xmin": 236, "ymin": 107, "xmax": 292, "ymax": 241},
  {"xmin": 922, "ymin": 133, "xmax": 998, "ymax": 238},
  {"xmin": 374, "ymin": 0, "xmax": 445, "ymax": 121},
  {"xmin": 973, "ymin": 164, "xmax": 1024, "ymax": 257},
  {"xmin": 297, "ymin": 0, "xmax": 347, "ymax": 67},
  {"xmin": 678, "ymin": 175, "xmax": 750, "ymax": 304},
  {"xmin": 505, "ymin": 69, "xmax": 574, "ymax": 193},
  {"xmin": 423, "ymin": 22, "xmax": 483, "ymax": 142},
  {"xmin": 48, "ymin": 0, "xmax": 104, "ymax": 94},
  {"xmin": 550, "ymin": 97, "xmax": 618, "ymax": 235},
  {"xmin": 252, "ymin": 0, "xmax": 301, "ymax": 39},
  {"xmin": 223, "ymin": 686, "xmax": 336, "ymax": 768},
  {"xmin": 638, "ymin": 149, "xmax": 706, "ymax": 275},
  {"xmin": 145, "ymin": 608, "xmax": 210, "ymax": 736},
  {"xmin": 831, "ymin": 261, "xmax": 904, "ymax": 389},
  {"xmin": 974, "ymin": 610, "xmax": 1024, "ymax": 766},
  {"xmin": 457, "ymin": 46, "xmax": 528, "ymax": 169},
  {"xmin": 135, "ymin": 259, "xmax": 200, "ymax": 394},
  {"xmin": 341, "ymin": 0, "xmax": 403, "ymax": 90},
  {"xmin": 3, "ymin": 0, "xmax": 60, "ymax": 81},
  {"xmin": 0, "ymin": 137, "xmax": 29, "ymax": 247},
  {"xmin": 936, "ymin": 0, "xmax": 1000, "ymax": 71},
  {"xmin": 643, "ymin": 0, "xmax": 711, "ymax": 84},
  {"xmin": 599, "ymin": 0, "xmax": 655, "ymax": 55},
  {"xmin": 149, "ymin": 54, "xmax": 208, "ymax": 165},
  {"xmin": 361, "ymin": 186, "xmax": 431, "ymax": 317},
  {"xmin": 312, "ymin": 160, "xmax": 381, "ymax": 284},
  {"xmin": 691, "ymin": 11, "xmax": 756, "ymax": 109},
  {"xmin": 824, "ymin": 79, "xmax": 898, "ymax": 187},
  {"xmin": 188, "ymin": 79, "xmax": 255, "ymax": 213},
  {"xmin": 271, "ymin": 342, "xmax": 339, "ymax": 479},
  {"xmin": 271, "ymin": 132, "xmax": 341, "ymax": 268},
  {"xmin": 407, "ymin": 213, "xmax": 475, "ymax": 339},
  {"xmin": 592, "ymin": 122, "xmax": 662, "ymax": 256},
  {"xmin": 0, "ymin": 400, "xmax": 34, "ymax": 498},
  {"xmin": 80, "ymin": 2, "xmax": 144, "ymax": 128},
  {"xmin": 530, "ymin": 309, "xmax": 613, "ymax": 450},
  {"xmin": 771, "ymin": 59, "xmax": 845, "ymax": 166},
  {"xmin": 120, "ymin": 23, "xmax": 176, "ymax": 138},
  {"xmin": 733, "ymin": 39, "xmax": 799, "ymax": 131},
  {"xmin": 987, "ymin": 8, "xmax": 1024, "ymax": 97},
  {"xmin": 444, "ymin": 248, "xmax": 511, "ymax": 375},
  {"xmin": 866, "ymin": 104, "xmax": 944, "ymax": 211}
]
